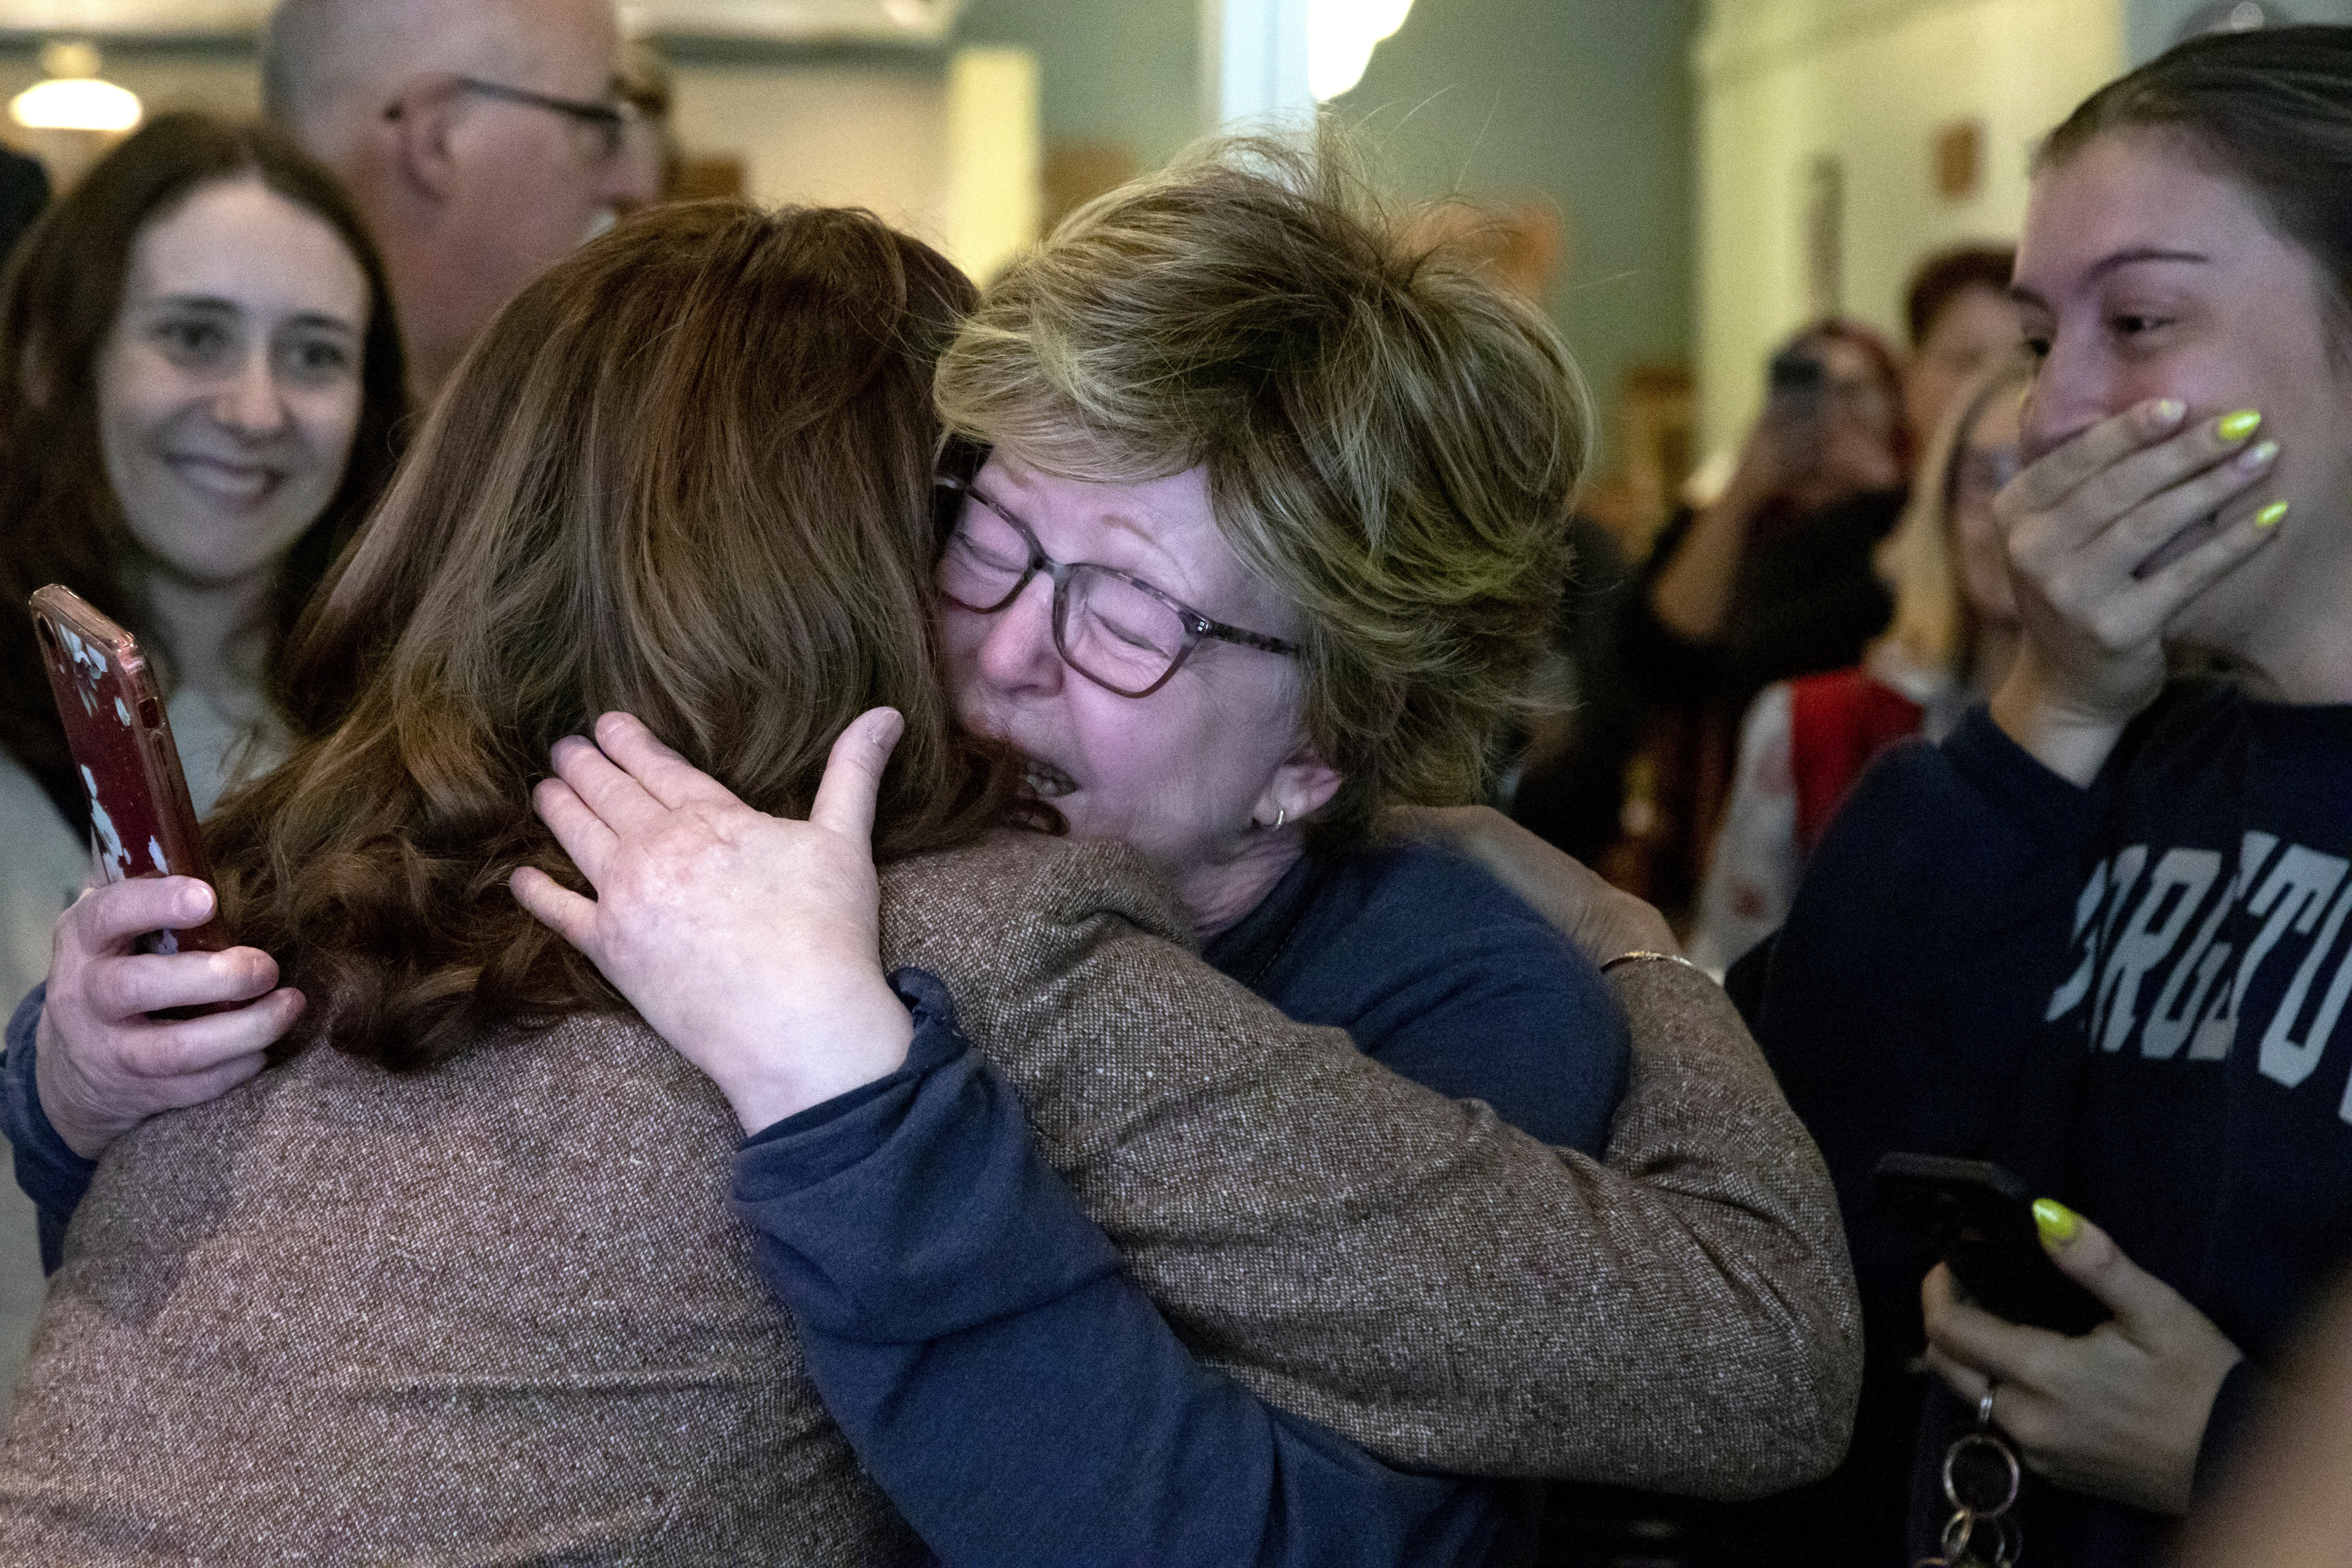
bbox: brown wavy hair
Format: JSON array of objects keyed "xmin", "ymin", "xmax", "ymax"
[
  {"xmin": 0, "ymin": 111, "xmax": 407, "ymax": 833},
  {"xmin": 206, "ymin": 201, "xmax": 1028, "ymax": 1072}
]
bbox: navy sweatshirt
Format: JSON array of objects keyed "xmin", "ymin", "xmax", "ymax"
[
  {"xmin": 4, "ymin": 840, "xmax": 1628, "ymax": 1568},
  {"xmin": 1739, "ymin": 684, "xmax": 2352, "ymax": 1566}
]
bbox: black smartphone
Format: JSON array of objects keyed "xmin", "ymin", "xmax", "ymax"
[
  {"xmin": 1765, "ymin": 346, "xmax": 1826, "ymax": 466},
  {"xmin": 1872, "ymin": 1153, "xmax": 2109, "ymax": 1336},
  {"xmin": 1766, "ymin": 345, "xmax": 1825, "ymax": 403}
]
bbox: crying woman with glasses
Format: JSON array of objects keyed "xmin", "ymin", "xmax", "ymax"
[
  {"xmin": 16, "ymin": 132, "xmax": 1858, "ymax": 1559},
  {"xmin": 501, "ymin": 134, "xmax": 1856, "ymax": 1561}
]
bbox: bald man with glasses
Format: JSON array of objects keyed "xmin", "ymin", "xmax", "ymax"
[{"xmin": 263, "ymin": 0, "xmax": 661, "ymax": 397}]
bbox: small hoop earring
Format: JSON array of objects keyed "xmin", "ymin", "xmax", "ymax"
[{"xmin": 1272, "ymin": 806, "xmax": 1287, "ymax": 833}]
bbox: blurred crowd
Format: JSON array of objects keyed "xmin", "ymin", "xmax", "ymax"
[{"xmin": 0, "ymin": 2, "xmax": 2348, "ymax": 1566}]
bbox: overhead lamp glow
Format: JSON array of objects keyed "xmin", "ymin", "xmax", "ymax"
[
  {"xmin": 1308, "ymin": 0, "xmax": 1414, "ymax": 102},
  {"xmin": 13, "ymin": 42, "xmax": 140, "ymax": 134},
  {"xmin": 11, "ymin": 76, "xmax": 142, "ymax": 133}
]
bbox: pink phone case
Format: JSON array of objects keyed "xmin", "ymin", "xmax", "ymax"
[{"xmin": 29, "ymin": 584, "xmax": 228, "ymax": 954}]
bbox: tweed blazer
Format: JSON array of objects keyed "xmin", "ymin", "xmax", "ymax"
[{"xmin": 0, "ymin": 831, "xmax": 1857, "ymax": 1564}]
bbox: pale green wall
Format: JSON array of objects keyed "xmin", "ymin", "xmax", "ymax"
[
  {"xmin": 2127, "ymin": 0, "xmax": 2352, "ymax": 64},
  {"xmin": 1693, "ymin": 0, "xmax": 2122, "ymax": 450},
  {"xmin": 955, "ymin": 0, "xmax": 1202, "ymax": 169},
  {"xmin": 951, "ymin": 0, "xmax": 1702, "ymax": 475},
  {"xmin": 1332, "ymin": 0, "xmax": 1700, "ymax": 474}
]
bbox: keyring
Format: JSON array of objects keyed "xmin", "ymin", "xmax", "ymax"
[{"xmin": 1942, "ymin": 1430, "xmax": 2022, "ymax": 1517}]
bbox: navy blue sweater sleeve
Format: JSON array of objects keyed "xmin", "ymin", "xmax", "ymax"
[
  {"xmin": 1318, "ymin": 877, "xmax": 1625, "ymax": 1157},
  {"xmin": 2, "ymin": 984, "xmax": 94, "ymax": 1273},
  {"xmin": 739, "ymin": 969, "xmax": 1522, "ymax": 1568},
  {"xmin": 1215, "ymin": 844, "xmax": 1627, "ymax": 1156}
]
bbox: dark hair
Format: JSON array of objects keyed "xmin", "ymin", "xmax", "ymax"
[
  {"xmin": 2042, "ymin": 25, "xmax": 2352, "ymax": 321},
  {"xmin": 209, "ymin": 202, "xmax": 1030, "ymax": 1072},
  {"xmin": 1904, "ymin": 244, "xmax": 2017, "ymax": 347},
  {"xmin": 0, "ymin": 111, "xmax": 408, "ymax": 833}
]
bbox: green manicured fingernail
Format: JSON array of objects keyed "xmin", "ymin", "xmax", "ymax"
[
  {"xmin": 2256, "ymin": 499, "xmax": 2290, "ymax": 528},
  {"xmin": 2033, "ymin": 1198, "xmax": 2081, "ymax": 1245},
  {"xmin": 2216, "ymin": 408, "xmax": 2263, "ymax": 441}
]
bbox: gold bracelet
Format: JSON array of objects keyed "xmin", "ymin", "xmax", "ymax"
[{"xmin": 1600, "ymin": 949, "xmax": 1704, "ymax": 975}]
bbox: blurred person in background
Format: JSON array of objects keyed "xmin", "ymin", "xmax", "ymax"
[
  {"xmin": 1503, "ymin": 514, "xmax": 1644, "ymax": 868},
  {"xmin": 1902, "ymin": 243, "xmax": 2022, "ymax": 441},
  {"xmin": 0, "ymin": 148, "xmax": 48, "ymax": 271},
  {"xmin": 0, "ymin": 111, "xmax": 404, "ymax": 1402},
  {"xmin": 1614, "ymin": 319, "xmax": 1911, "ymax": 914},
  {"xmin": 1639, "ymin": 320, "xmax": 1913, "ymax": 710},
  {"xmin": 261, "ymin": 0, "xmax": 659, "ymax": 397},
  {"xmin": 1673, "ymin": 354, "xmax": 2031, "ymax": 1563},
  {"xmin": 2172, "ymin": 1273, "xmax": 2352, "ymax": 1568},
  {"xmin": 1691, "ymin": 352, "xmax": 2030, "ymax": 973}
]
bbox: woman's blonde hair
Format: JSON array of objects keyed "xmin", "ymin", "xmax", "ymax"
[
  {"xmin": 208, "ymin": 202, "xmax": 1027, "ymax": 1072},
  {"xmin": 935, "ymin": 127, "xmax": 1593, "ymax": 844},
  {"xmin": 1875, "ymin": 350, "xmax": 2033, "ymax": 680}
]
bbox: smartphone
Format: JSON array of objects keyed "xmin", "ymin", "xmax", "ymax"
[
  {"xmin": 1766, "ymin": 345, "xmax": 1826, "ymax": 404},
  {"xmin": 29, "ymin": 584, "xmax": 227, "ymax": 955},
  {"xmin": 1872, "ymin": 1153, "xmax": 2109, "ymax": 1336},
  {"xmin": 1766, "ymin": 346, "xmax": 1826, "ymax": 466}
]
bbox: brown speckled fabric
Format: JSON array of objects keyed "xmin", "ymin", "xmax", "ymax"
[
  {"xmin": 0, "ymin": 832, "xmax": 1857, "ymax": 1563},
  {"xmin": 881, "ymin": 836, "xmax": 1860, "ymax": 1493},
  {"xmin": 0, "ymin": 1014, "xmax": 923, "ymax": 1566}
]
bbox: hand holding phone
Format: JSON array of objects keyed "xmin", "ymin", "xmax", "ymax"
[
  {"xmin": 1874, "ymin": 1152, "xmax": 2109, "ymax": 1336},
  {"xmin": 34, "ymin": 875, "xmax": 297, "ymax": 1159}
]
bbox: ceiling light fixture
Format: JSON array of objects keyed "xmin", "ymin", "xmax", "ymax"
[
  {"xmin": 11, "ymin": 40, "xmax": 142, "ymax": 134},
  {"xmin": 1308, "ymin": 0, "xmax": 1414, "ymax": 102}
]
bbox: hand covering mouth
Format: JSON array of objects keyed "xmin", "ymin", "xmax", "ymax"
[
  {"xmin": 1022, "ymin": 756, "xmax": 1079, "ymax": 798},
  {"xmin": 2133, "ymin": 514, "xmax": 2221, "ymax": 579}
]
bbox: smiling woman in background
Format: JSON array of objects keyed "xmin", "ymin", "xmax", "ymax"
[{"xmin": 0, "ymin": 111, "xmax": 407, "ymax": 1012}]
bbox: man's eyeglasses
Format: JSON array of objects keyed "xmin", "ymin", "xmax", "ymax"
[
  {"xmin": 934, "ymin": 475, "xmax": 1301, "ymax": 699},
  {"xmin": 390, "ymin": 76, "xmax": 637, "ymax": 162}
]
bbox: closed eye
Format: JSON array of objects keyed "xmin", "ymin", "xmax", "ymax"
[{"xmin": 949, "ymin": 528, "xmax": 1026, "ymax": 574}]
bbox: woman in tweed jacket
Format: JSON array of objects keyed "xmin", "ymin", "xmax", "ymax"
[{"xmin": 7, "ymin": 199, "xmax": 1855, "ymax": 1563}]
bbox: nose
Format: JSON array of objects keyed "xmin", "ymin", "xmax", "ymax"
[
  {"xmin": 2019, "ymin": 330, "xmax": 2122, "ymax": 463},
  {"xmin": 214, "ymin": 350, "xmax": 290, "ymax": 437},
  {"xmin": 967, "ymin": 573, "xmax": 1065, "ymax": 697}
]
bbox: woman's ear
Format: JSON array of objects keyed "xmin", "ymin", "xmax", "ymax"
[{"xmin": 1258, "ymin": 739, "xmax": 1342, "ymax": 828}]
